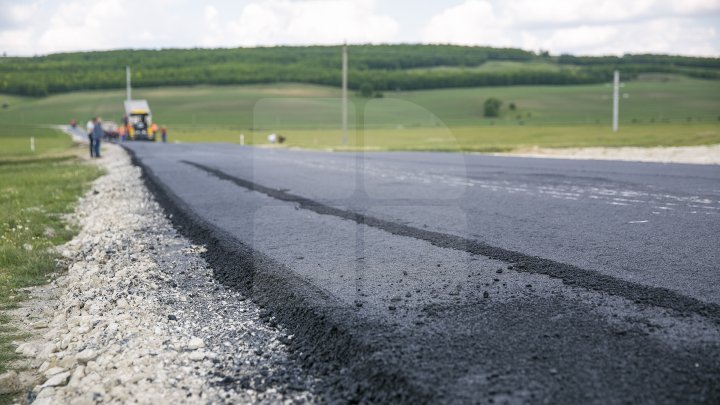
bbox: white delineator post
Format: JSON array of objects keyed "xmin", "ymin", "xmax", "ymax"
[
  {"xmin": 30, "ymin": 136, "xmax": 35, "ymax": 152},
  {"xmin": 240, "ymin": 133, "xmax": 244, "ymax": 146},
  {"xmin": 342, "ymin": 43, "xmax": 348, "ymax": 146},
  {"xmin": 612, "ymin": 70, "xmax": 619, "ymax": 132},
  {"xmin": 126, "ymin": 66, "xmax": 131, "ymax": 101}
]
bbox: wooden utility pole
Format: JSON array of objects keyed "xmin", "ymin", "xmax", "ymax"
[{"xmin": 126, "ymin": 66, "xmax": 132, "ymax": 101}]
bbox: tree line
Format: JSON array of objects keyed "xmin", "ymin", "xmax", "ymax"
[{"xmin": 0, "ymin": 44, "xmax": 717, "ymax": 97}]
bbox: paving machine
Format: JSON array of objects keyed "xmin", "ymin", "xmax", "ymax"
[{"xmin": 123, "ymin": 99, "xmax": 155, "ymax": 141}]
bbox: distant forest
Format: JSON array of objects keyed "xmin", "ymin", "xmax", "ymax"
[{"xmin": 1, "ymin": 44, "xmax": 719, "ymax": 96}]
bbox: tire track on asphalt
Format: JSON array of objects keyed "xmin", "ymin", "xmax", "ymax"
[{"xmin": 183, "ymin": 159, "xmax": 720, "ymax": 325}]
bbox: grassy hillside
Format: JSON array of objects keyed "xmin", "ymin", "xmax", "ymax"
[
  {"xmin": 1, "ymin": 74, "xmax": 718, "ymax": 152},
  {"xmin": 2, "ymin": 74, "xmax": 717, "ymax": 127}
]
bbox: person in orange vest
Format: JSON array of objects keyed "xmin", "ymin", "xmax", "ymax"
[{"xmin": 150, "ymin": 123, "xmax": 158, "ymax": 140}]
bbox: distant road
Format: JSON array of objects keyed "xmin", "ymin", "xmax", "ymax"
[
  {"xmin": 60, "ymin": 124, "xmax": 88, "ymax": 143},
  {"xmin": 126, "ymin": 143, "xmax": 720, "ymax": 403}
]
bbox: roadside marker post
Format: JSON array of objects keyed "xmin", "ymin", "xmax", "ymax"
[
  {"xmin": 240, "ymin": 134, "xmax": 244, "ymax": 146},
  {"xmin": 30, "ymin": 136, "xmax": 35, "ymax": 153},
  {"xmin": 612, "ymin": 70, "xmax": 620, "ymax": 132}
]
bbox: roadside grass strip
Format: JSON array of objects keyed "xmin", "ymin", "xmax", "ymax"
[{"xmin": 0, "ymin": 147, "xmax": 102, "ymax": 385}]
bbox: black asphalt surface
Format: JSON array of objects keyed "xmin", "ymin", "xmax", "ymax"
[{"xmin": 125, "ymin": 143, "xmax": 720, "ymax": 403}]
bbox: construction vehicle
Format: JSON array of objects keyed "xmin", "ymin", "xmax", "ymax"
[{"xmin": 123, "ymin": 99, "xmax": 156, "ymax": 141}]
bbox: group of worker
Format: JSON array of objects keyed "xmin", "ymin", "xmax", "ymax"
[
  {"xmin": 83, "ymin": 116, "xmax": 168, "ymax": 158},
  {"xmin": 150, "ymin": 123, "xmax": 168, "ymax": 142}
]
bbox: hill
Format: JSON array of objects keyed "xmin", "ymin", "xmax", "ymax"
[
  {"xmin": 1, "ymin": 75, "xmax": 718, "ymax": 152},
  {"xmin": 1, "ymin": 44, "xmax": 719, "ymax": 96}
]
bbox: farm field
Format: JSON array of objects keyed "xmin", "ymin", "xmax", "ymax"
[{"xmin": 0, "ymin": 74, "xmax": 718, "ymax": 152}]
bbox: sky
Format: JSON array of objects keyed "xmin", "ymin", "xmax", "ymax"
[{"xmin": 1, "ymin": 0, "xmax": 719, "ymax": 57}]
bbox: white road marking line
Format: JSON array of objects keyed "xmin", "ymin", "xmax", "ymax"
[{"xmin": 628, "ymin": 220, "xmax": 649, "ymax": 224}]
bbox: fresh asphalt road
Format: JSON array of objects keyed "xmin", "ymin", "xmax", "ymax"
[{"xmin": 126, "ymin": 143, "xmax": 720, "ymax": 403}]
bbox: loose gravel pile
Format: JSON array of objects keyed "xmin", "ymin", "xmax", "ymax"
[
  {"xmin": 502, "ymin": 144, "xmax": 720, "ymax": 165},
  {"xmin": 11, "ymin": 145, "xmax": 317, "ymax": 404}
]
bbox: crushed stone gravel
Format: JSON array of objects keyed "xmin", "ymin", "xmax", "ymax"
[{"xmin": 9, "ymin": 144, "xmax": 318, "ymax": 404}]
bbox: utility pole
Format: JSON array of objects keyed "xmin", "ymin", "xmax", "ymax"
[
  {"xmin": 126, "ymin": 66, "xmax": 132, "ymax": 101},
  {"xmin": 342, "ymin": 43, "xmax": 348, "ymax": 145},
  {"xmin": 612, "ymin": 70, "xmax": 619, "ymax": 132}
]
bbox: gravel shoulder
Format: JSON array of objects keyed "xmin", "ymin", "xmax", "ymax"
[
  {"xmin": 5, "ymin": 144, "xmax": 317, "ymax": 404},
  {"xmin": 500, "ymin": 144, "xmax": 720, "ymax": 165}
]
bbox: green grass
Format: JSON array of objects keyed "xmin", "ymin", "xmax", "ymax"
[
  {"xmin": 1, "ymin": 75, "xmax": 718, "ymax": 151},
  {"xmin": 0, "ymin": 126, "xmax": 102, "ymax": 401},
  {"xmin": 0, "ymin": 125, "xmax": 75, "ymax": 157},
  {"xmin": 168, "ymin": 123, "xmax": 720, "ymax": 152},
  {"xmin": 392, "ymin": 74, "xmax": 720, "ymax": 127}
]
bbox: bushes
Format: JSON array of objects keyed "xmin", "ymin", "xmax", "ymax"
[
  {"xmin": 484, "ymin": 98, "xmax": 502, "ymax": 117},
  {"xmin": 359, "ymin": 82, "xmax": 374, "ymax": 97},
  {"xmin": 0, "ymin": 45, "xmax": 717, "ymax": 96}
]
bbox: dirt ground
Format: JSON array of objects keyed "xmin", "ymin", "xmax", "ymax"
[{"xmin": 499, "ymin": 144, "xmax": 720, "ymax": 165}]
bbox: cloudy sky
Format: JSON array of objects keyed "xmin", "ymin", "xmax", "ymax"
[{"xmin": 1, "ymin": 0, "xmax": 719, "ymax": 57}]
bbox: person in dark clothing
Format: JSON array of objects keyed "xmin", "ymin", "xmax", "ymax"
[
  {"xmin": 92, "ymin": 117, "xmax": 104, "ymax": 158},
  {"xmin": 161, "ymin": 126, "xmax": 167, "ymax": 143},
  {"xmin": 86, "ymin": 118, "xmax": 96, "ymax": 157}
]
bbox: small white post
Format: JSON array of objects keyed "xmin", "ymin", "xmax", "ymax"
[
  {"xmin": 341, "ymin": 42, "xmax": 348, "ymax": 146},
  {"xmin": 612, "ymin": 70, "xmax": 619, "ymax": 132},
  {"xmin": 240, "ymin": 133, "xmax": 244, "ymax": 146},
  {"xmin": 30, "ymin": 136, "xmax": 35, "ymax": 152}
]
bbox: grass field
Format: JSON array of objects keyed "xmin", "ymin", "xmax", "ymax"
[
  {"xmin": 0, "ymin": 124, "xmax": 101, "ymax": 402},
  {"xmin": 167, "ymin": 123, "xmax": 720, "ymax": 152},
  {"xmin": 1, "ymin": 74, "xmax": 718, "ymax": 151},
  {"xmin": 0, "ymin": 125, "xmax": 75, "ymax": 157}
]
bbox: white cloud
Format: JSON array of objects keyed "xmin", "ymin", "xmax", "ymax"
[
  {"xmin": 503, "ymin": 0, "xmax": 657, "ymax": 27},
  {"xmin": 0, "ymin": 2, "xmax": 39, "ymax": 26},
  {"xmin": 36, "ymin": 0, "xmax": 127, "ymax": 52},
  {"xmin": 669, "ymin": 0, "xmax": 720, "ymax": 15},
  {"xmin": 422, "ymin": 1, "xmax": 514, "ymax": 48},
  {"xmin": 538, "ymin": 26, "xmax": 619, "ymax": 52},
  {"xmin": 228, "ymin": 0, "xmax": 399, "ymax": 46},
  {"xmin": 422, "ymin": 0, "xmax": 720, "ymax": 56},
  {"xmin": 0, "ymin": 0, "xmax": 717, "ymax": 56},
  {"xmin": 0, "ymin": 0, "xmax": 190, "ymax": 55},
  {"xmin": 202, "ymin": 5, "xmax": 224, "ymax": 46},
  {"xmin": 0, "ymin": 0, "xmax": 398, "ymax": 54}
]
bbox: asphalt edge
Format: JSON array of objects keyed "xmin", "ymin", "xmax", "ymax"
[
  {"xmin": 122, "ymin": 145, "xmax": 429, "ymax": 403},
  {"xmin": 184, "ymin": 160, "xmax": 720, "ymax": 326}
]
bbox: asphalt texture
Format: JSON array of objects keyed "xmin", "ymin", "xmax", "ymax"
[{"xmin": 125, "ymin": 143, "xmax": 720, "ymax": 403}]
